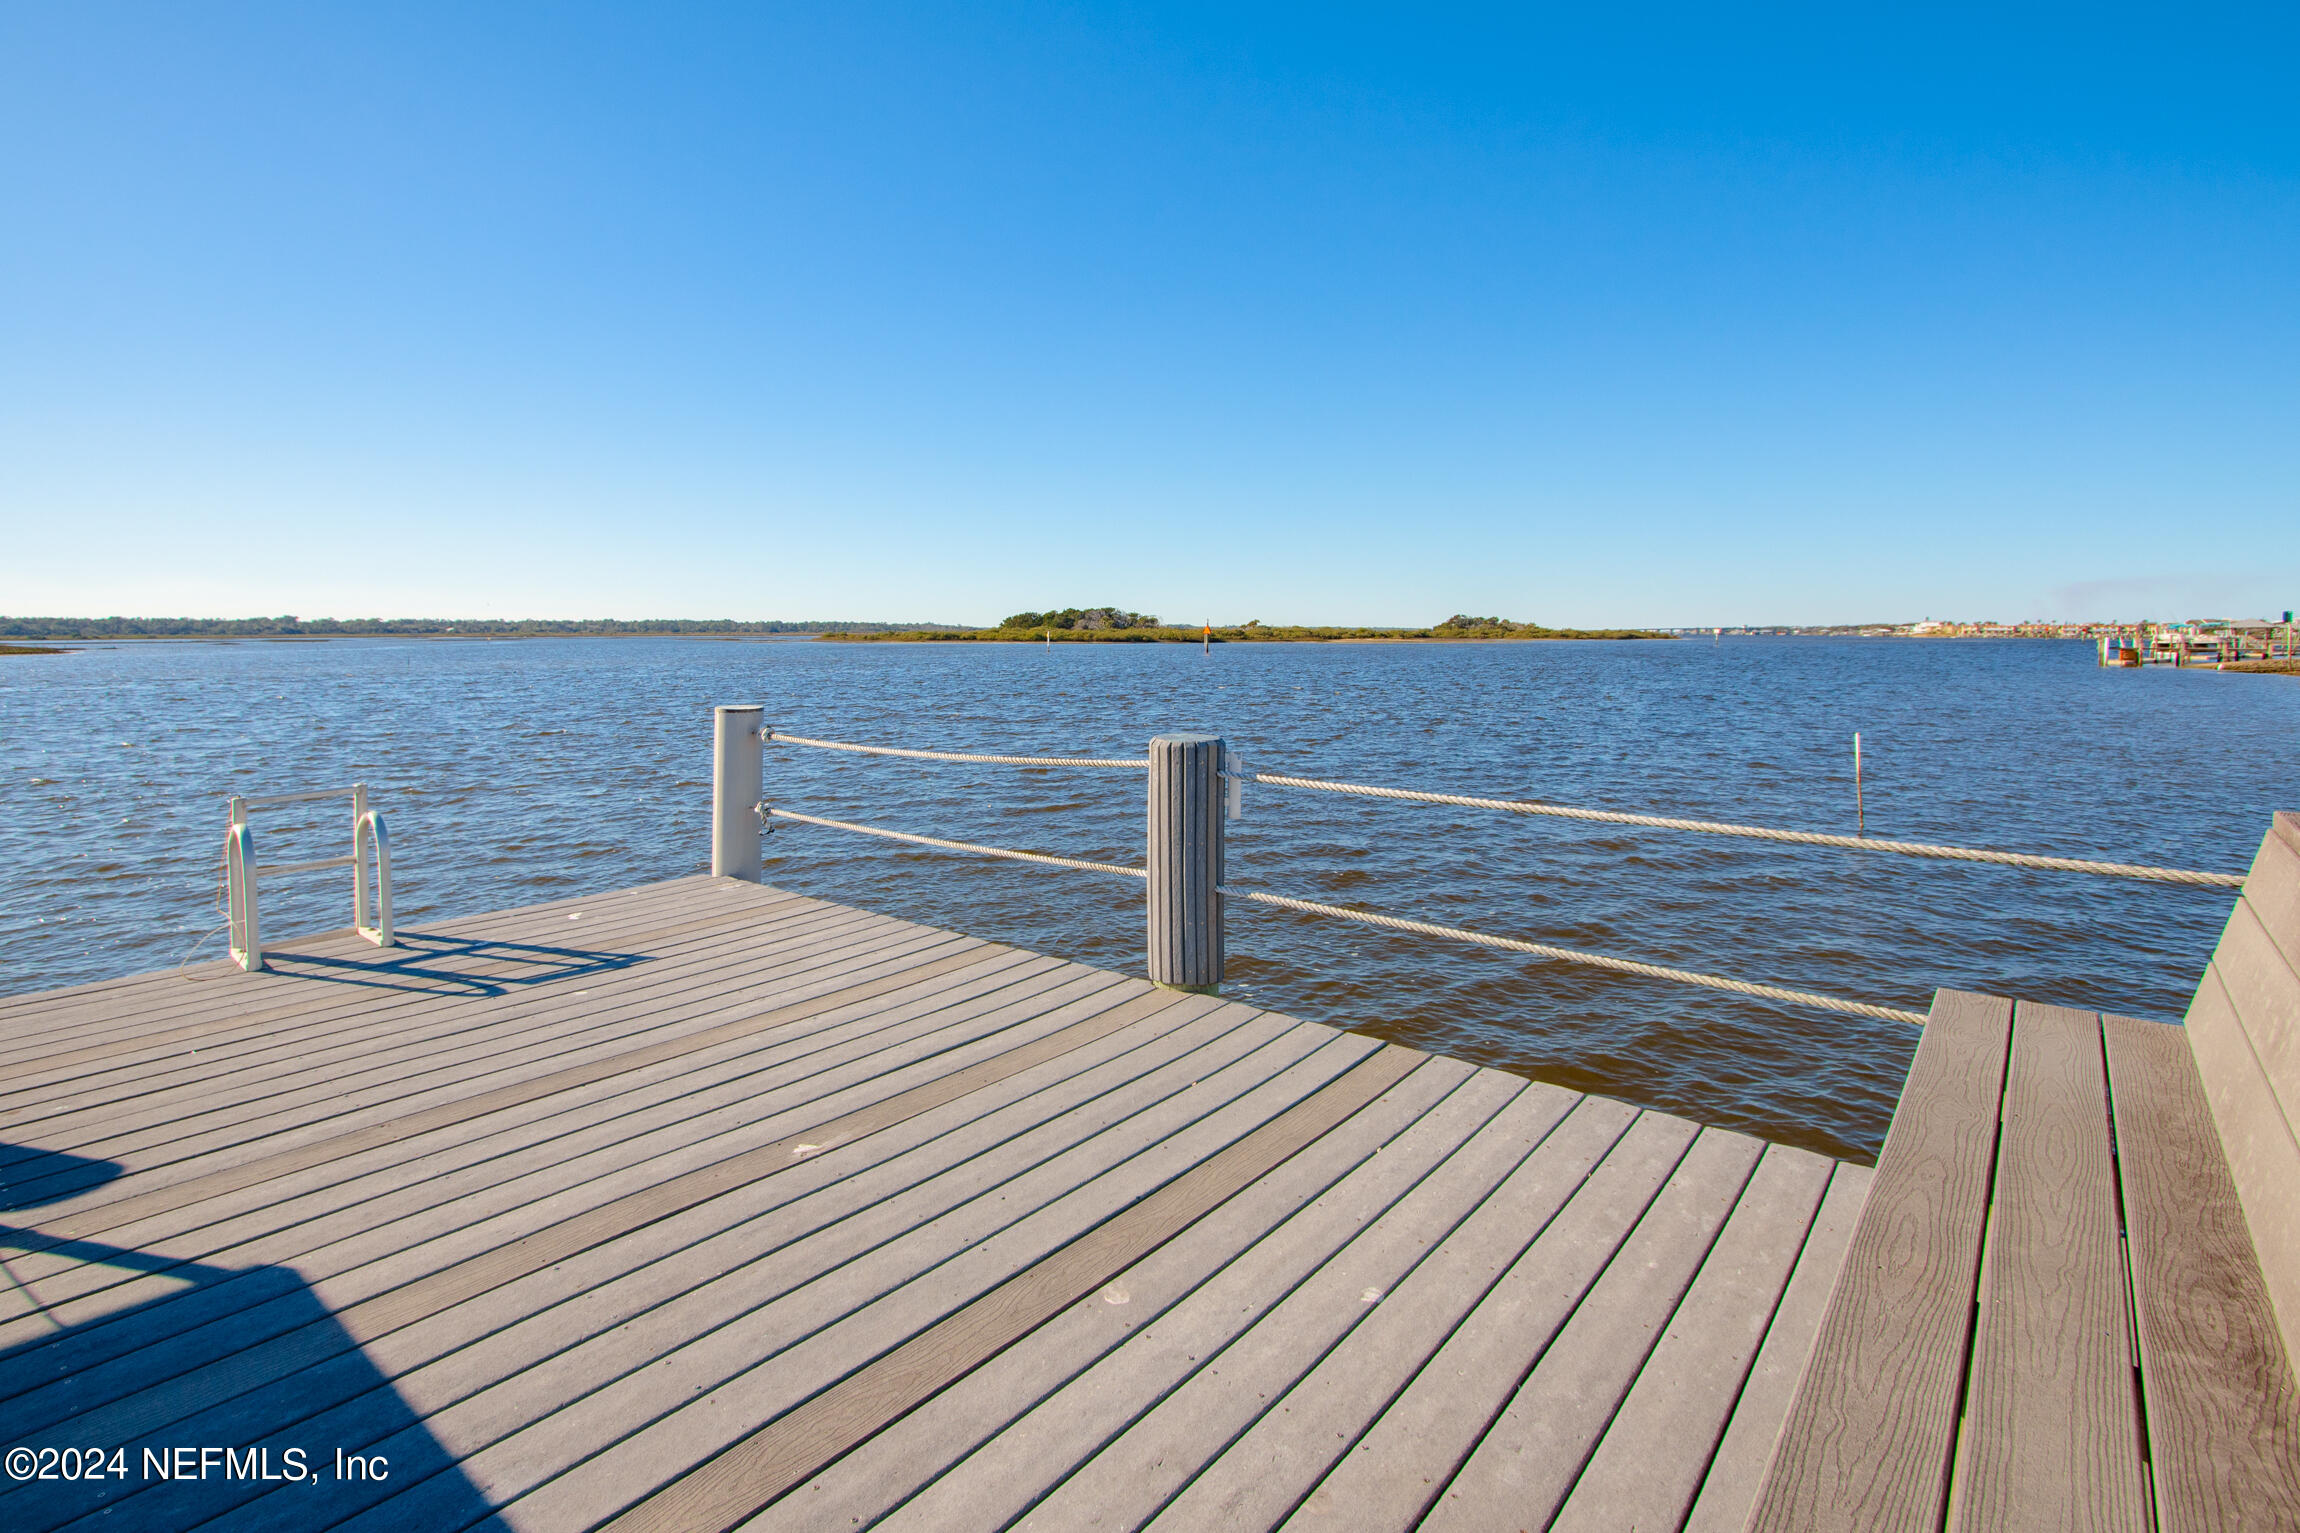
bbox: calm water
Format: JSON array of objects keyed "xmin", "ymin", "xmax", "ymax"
[{"xmin": 5, "ymin": 636, "xmax": 2290, "ymax": 1160}]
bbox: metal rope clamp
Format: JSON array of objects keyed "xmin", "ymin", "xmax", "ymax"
[{"xmin": 755, "ymin": 801, "xmax": 779, "ymax": 834}]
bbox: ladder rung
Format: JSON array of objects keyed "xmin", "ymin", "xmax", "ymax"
[{"xmin": 256, "ymin": 855, "xmax": 357, "ymax": 876}]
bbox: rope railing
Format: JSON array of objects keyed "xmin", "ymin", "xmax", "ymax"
[
  {"xmin": 761, "ymin": 803, "xmax": 1922, "ymax": 1024},
  {"xmin": 761, "ymin": 729, "xmax": 2243, "ymax": 887},
  {"xmin": 761, "ymin": 806, "xmax": 1147, "ymax": 881},
  {"xmin": 766, "ymin": 732, "xmax": 1148, "ymax": 769},
  {"xmin": 1219, "ymin": 885, "xmax": 1928, "ymax": 1026},
  {"xmin": 1241, "ymin": 772, "xmax": 2245, "ymax": 888}
]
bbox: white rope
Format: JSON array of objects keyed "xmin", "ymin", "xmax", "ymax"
[
  {"xmin": 1220, "ymin": 885, "xmax": 1929, "ymax": 1026},
  {"xmin": 764, "ymin": 729, "xmax": 2242, "ymax": 886},
  {"xmin": 763, "ymin": 807, "xmax": 1148, "ymax": 880},
  {"xmin": 768, "ymin": 732, "xmax": 1148, "ymax": 769},
  {"xmin": 1243, "ymin": 773, "xmax": 2244, "ymax": 888}
]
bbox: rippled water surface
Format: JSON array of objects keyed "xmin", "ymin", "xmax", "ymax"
[{"xmin": 6, "ymin": 636, "xmax": 2292, "ymax": 1160}]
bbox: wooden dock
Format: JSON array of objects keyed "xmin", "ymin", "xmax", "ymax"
[{"xmin": 2, "ymin": 875, "xmax": 1873, "ymax": 1532}]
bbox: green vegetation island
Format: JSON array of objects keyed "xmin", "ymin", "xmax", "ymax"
[{"xmin": 826, "ymin": 610, "xmax": 1669, "ymax": 642}]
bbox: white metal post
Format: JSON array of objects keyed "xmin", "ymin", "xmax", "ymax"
[{"xmin": 714, "ymin": 704, "xmax": 766, "ymax": 881}]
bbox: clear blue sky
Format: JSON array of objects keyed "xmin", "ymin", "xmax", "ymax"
[{"xmin": 2, "ymin": 4, "xmax": 2293, "ymax": 626}]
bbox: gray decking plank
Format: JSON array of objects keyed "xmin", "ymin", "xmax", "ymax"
[
  {"xmin": 1747, "ymin": 987, "xmax": 2013, "ymax": 1533},
  {"xmin": 0, "ymin": 965, "xmax": 1162, "ymax": 1383},
  {"xmin": 0, "ymin": 875, "xmax": 706, "ymax": 1032},
  {"xmin": 501, "ymin": 1039, "xmax": 1403, "ymax": 1531},
  {"xmin": 234, "ymin": 1005, "xmax": 1313, "ymax": 1533},
  {"xmin": 1948, "ymin": 1000, "xmax": 2145, "ymax": 1531},
  {"xmin": 0, "ymin": 891, "xmax": 857, "ymax": 1125},
  {"xmin": 0, "ymin": 944, "xmax": 1024, "ymax": 1327},
  {"xmin": 0, "ymin": 901, "xmax": 902, "ymax": 1156},
  {"xmin": 1280, "ymin": 1107, "xmax": 1699, "ymax": 1531},
  {"xmin": 1549, "ymin": 1140, "xmax": 1836, "ymax": 1532},
  {"xmin": 1682, "ymin": 1160, "xmax": 1874, "ymax": 1533},
  {"xmin": 2, "ymin": 878, "xmax": 1901, "ymax": 1533},
  {"xmin": 1424, "ymin": 1125, "xmax": 1766, "ymax": 1530},
  {"xmin": 771, "ymin": 1069, "xmax": 1551, "ymax": 1533},
  {"xmin": 0, "ymin": 876, "xmax": 741, "ymax": 1052},
  {"xmin": 1129, "ymin": 1084, "xmax": 1610, "ymax": 1533},
  {"xmin": 0, "ymin": 891, "xmax": 867, "ymax": 1107},
  {"xmin": 7, "ymin": 930, "xmax": 1005, "ymax": 1228},
  {"xmin": 57, "ymin": 999, "xmax": 1274, "ymax": 1533},
  {"xmin": 1027, "ymin": 1068, "xmax": 1543, "ymax": 1531},
  {"xmin": 2104, "ymin": 1010, "xmax": 2300, "ymax": 1529},
  {"xmin": 4, "ymin": 908, "xmax": 936, "ymax": 1159},
  {"xmin": 0, "ymin": 885, "xmax": 769, "ymax": 1109},
  {"xmin": 3, "ymin": 950, "xmax": 1064, "ymax": 1298},
  {"xmin": 0, "ymin": 961, "xmax": 1146, "ymax": 1403}
]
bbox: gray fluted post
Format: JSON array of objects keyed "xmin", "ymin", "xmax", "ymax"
[
  {"xmin": 713, "ymin": 704, "xmax": 765, "ymax": 881},
  {"xmin": 1147, "ymin": 733, "xmax": 1224, "ymax": 992}
]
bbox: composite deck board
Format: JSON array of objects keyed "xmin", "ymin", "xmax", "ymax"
[
  {"xmin": 6, "ymin": 921, "xmax": 994, "ymax": 1218},
  {"xmin": 0, "ymin": 876, "xmax": 677, "ymax": 1033},
  {"xmin": 2104, "ymin": 1011, "xmax": 2300, "ymax": 1527},
  {"xmin": 0, "ymin": 876, "xmax": 1876, "ymax": 1533},
  {"xmin": 0, "ymin": 946, "xmax": 1062, "ymax": 1305},
  {"xmin": 1024, "ymin": 1065, "xmax": 1533, "ymax": 1531},
  {"xmin": 530, "ymin": 1039, "xmax": 1401, "ymax": 1531},
  {"xmin": 1549, "ymin": 1141, "xmax": 1837, "ymax": 1532},
  {"xmin": 0, "ymin": 877, "xmax": 733, "ymax": 1050},
  {"xmin": 36, "ymin": 998, "xmax": 1285, "ymax": 1533},
  {"xmin": 69, "ymin": 999, "xmax": 1262, "ymax": 1533},
  {"xmin": 4, "ymin": 901, "xmax": 931, "ymax": 1151},
  {"xmin": 250, "ymin": 1004, "xmax": 1308, "ymax": 1533},
  {"xmin": 0, "ymin": 891, "xmax": 868, "ymax": 1119},
  {"xmin": 1280, "ymin": 1108, "xmax": 1699, "ymax": 1530},
  {"xmin": 1426, "ymin": 1126, "xmax": 1766, "ymax": 1528},
  {"xmin": 1950, "ymin": 1001, "xmax": 2145, "ymax": 1531},
  {"xmin": 771, "ymin": 1060, "xmax": 1513, "ymax": 1532},
  {"xmin": 0, "ymin": 956, "xmax": 1106, "ymax": 1389},
  {"xmin": 0, "ymin": 902, "xmax": 899, "ymax": 1172},
  {"xmin": 0, "ymin": 963, "xmax": 1175, "ymax": 1410},
  {"xmin": 0, "ymin": 960, "xmax": 1157, "ymax": 1384},
  {"xmin": 0, "ymin": 892, "xmax": 881, "ymax": 1107},
  {"xmin": 1681, "ymin": 1161, "xmax": 1875, "ymax": 1533},
  {"xmin": 3, "ymin": 934, "xmax": 1027, "ymax": 1266},
  {"xmin": 1748, "ymin": 987, "xmax": 2013, "ymax": 1533},
  {"xmin": 2182, "ymin": 965, "xmax": 2300, "ymax": 1372},
  {"xmin": 2211, "ymin": 901, "xmax": 2300, "ymax": 1124},
  {"xmin": 1132, "ymin": 1079, "xmax": 1591, "ymax": 1533}
]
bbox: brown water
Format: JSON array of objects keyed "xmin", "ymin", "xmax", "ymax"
[{"xmin": 5, "ymin": 635, "xmax": 2288, "ymax": 1161}]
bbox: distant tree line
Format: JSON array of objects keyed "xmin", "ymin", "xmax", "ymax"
[
  {"xmin": 0, "ymin": 616, "xmax": 962, "ymax": 639},
  {"xmin": 835, "ymin": 612, "xmax": 1668, "ymax": 643}
]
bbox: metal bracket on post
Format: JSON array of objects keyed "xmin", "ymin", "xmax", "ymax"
[
  {"xmin": 714, "ymin": 705, "xmax": 767, "ymax": 881},
  {"xmin": 1148, "ymin": 733, "xmax": 1225, "ymax": 993}
]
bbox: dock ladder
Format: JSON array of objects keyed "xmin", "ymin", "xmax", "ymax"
[{"xmin": 224, "ymin": 783, "xmax": 394, "ymax": 972}]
